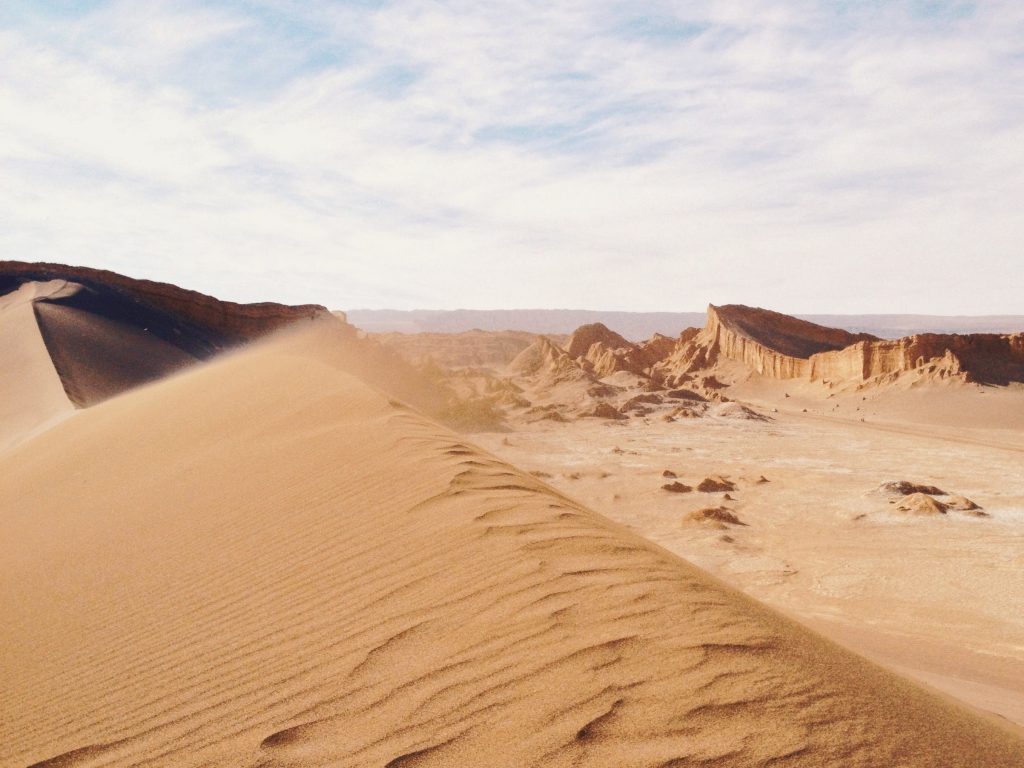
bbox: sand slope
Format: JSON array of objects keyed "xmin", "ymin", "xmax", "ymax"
[
  {"xmin": 33, "ymin": 298, "xmax": 199, "ymax": 408},
  {"xmin": 0, "ymin": 262, "xmax": 334, "ymax": 449},
  {"xmin": 0, "ymin": 282, "xmax": 78, "ymax": 450},
  {"xmin": 2, "ymin": 322, "xmax": 1022, "ymax": 767}
]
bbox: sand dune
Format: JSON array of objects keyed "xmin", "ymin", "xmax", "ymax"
[
  {"xmin": 33, "ymin": 294, "xmax": 199, "ymax": 408},
  {"xmin": 0, "ymin": 261, "xmax": 334, "ymax": 449},
  {"xmin": 3, "ymin": 321, "xmax": 1022, "ymax": 767},
  {"xmin": 0, "ymin": 281, "xmax": 79, "ymax": 449}
]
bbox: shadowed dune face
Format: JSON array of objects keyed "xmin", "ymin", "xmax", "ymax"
[
  {"xmin": 0, "ymin": 262, "xmax": 337, "ymax": 447},
  {"xmin": 0, "ymin": 261, "xmax": 329, "ymax": 342},
  {"xmin": 33, "ymin": 290, "xmax": 202, "ymax": 407},
  {"xmin": 2, "ymin": 323, "xmax": 1022, "ymax": 767}
]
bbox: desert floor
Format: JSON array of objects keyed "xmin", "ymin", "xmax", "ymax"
[{"xmin": 473, "ymin": 404, "xmax": 1024, "ymax": 727}]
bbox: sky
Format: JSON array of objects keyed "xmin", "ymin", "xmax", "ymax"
[{"xmin": 1, "ymin": 0, "xmax": 1022, "ymax": 313}]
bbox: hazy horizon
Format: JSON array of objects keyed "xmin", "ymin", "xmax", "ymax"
[{"xmin": 344, "ymin": 307, "xmax": 1024, "ymax": 340}]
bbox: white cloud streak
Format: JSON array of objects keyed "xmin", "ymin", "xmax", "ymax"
[{"xmin": 1, "ymin": 0, "xmax": 1022, "ymax": 312}]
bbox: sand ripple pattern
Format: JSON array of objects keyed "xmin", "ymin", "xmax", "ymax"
[{"xmin": 2, "ymin": 326, "xmax": 1021, "ymax": 767}]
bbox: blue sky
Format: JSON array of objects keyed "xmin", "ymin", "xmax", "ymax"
[{"xmin": 1, "ymin": 0, "xmax": 1021, "ymax": 312}]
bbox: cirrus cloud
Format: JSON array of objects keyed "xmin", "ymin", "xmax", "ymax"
[{"xmin": 1, "ymin": 0, "xmax": 1022, "ymax": 313}]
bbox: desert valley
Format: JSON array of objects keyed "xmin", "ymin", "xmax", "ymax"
[
  {"xmin": 2, "ymin": 261, "xmax": 1024, "ymax": 767},
  {"xmin": 7, "ymin": 1, "xmax": 1024, "ymax": 764},
  {"xmin": 373, "ymin": 294, "xmax": 1024, "ymax": 727}
]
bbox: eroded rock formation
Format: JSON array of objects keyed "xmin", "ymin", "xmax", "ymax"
[
  {"xmin": 657, "ymin": 304, "xmax": 1024, "ymax": 387},
  {"xmin": 564, "ymin": 322, "xmax": 652, "ymax": 376},
  {"xmin": 509, "ymin": 336, "xmax": 592, "ymax": 385}
]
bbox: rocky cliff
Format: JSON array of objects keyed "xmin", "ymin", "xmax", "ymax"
[
  {"xmin": 660, "ymin": 304, "xmax": 1024, "ymax": 387},
  {"xmin": 809, "ymin": 333, "xmax": 1024, "ymax": 385},
  {"xmin": 686, "ymin": 305, "xmax": 877, "ymax": 379}
]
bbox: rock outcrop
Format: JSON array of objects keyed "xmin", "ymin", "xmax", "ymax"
[
  {"xmin": 658, "ymin": 305, "xmax": 876, "ymax": 381},
  {"xmin": 508, "ymin": 336, "xmax": 591, "ymax": 385},
  {"xmin": 879, "ymin": 481, "xmax": 947, "ymax": 496},
  {"xmin": 685, "ymin": 507, "xmax": 746, "ymax": 527},
  {"xmin": 638, "ymin": 332, "xmax": 679, "ymax": 364},
  {"xmin": 565, "ymin": 322, "xmax": 652, "ymax": 376},
  {"xmin": 582, "ymin": 401, "xmax": 628, "ymax": 420},
  {"xmin": 662, "ymin": 481, "xmax": 693, "ymax": 493},
  {"xmin": 895, "ymin": 493, "xmax": 948, "ymax": 516},
  {"xmin": 809, "ymin": 333, "xmax": 1024, "ymax": 385},
  {"xmin": 697, "ymin": 475, "xmax": 736, "ymax": 493},
  {"xmin": 657, "ymin": 304, "xmax": 1024, "ymax": 387}
]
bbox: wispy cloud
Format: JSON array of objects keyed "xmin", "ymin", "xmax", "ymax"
[{"xmin": 1, "ymin": 0, "xmax": 1022, "ymax": 312}]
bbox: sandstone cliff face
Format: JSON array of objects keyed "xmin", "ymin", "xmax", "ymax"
[
  {"xmin": 809, "ymin": 333, "xmax": 1024, "ymax": 385},
  {"xmin": 0, "ymin": 261, "xmax": 334, "ymax": 345},
  {"xmin": 659, "ymin": 304, "xmax": 1024, "ymax": 387},
  {"xmin": 698, "ymin": 305, "xmax": 877, "ymax": 380}
]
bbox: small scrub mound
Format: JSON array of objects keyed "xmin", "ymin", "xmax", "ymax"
[
  {"xmin": 662, "ymin": 481, "xmax": 693, "ymax": 493},
  {"xmin": 669, "ymin": 406, "xmax": 703, "ymax": 419},
  {"xmin": 685, "ymin": 507, "xmax": 746, "ymax": 527},
  {"xmin": 538, "ymin": 411, "xmax": 569, "ymax": 423},
  {"xmin": 943, "ymin": 494, "xmax": 982, "ymax": 511},
  {"xmin": 667, "ymin": 388, "xmax": 707, "ymax": 402},
  {"xmin": 697, "ymin": 475, "xmax": 735, "ymax": 493},
  {"xmin": 879, "ymin": 480, "xmax": 946, "ymax": 496},
  {"xmin": 961, "ymin": 508, "xmax": 990, "ymax": 518},
  {"xmin": 583, "ymin": 402, "xmax": 627, "ymax": 420},
  {"xmin": 713, "ymin": 402, "xmax": 771, "ymax": 421},
  {"xmin": 622, "ymin": 393, "xmax": 663, "ymax": 410},
  {"xmin": 895, "ymin": 493, "xmax": 947, "ymax": 516}
]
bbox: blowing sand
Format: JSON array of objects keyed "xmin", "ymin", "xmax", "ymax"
[{"xmin": 2, "ymin": 322, "xmax": 1023, "ymax": 767}]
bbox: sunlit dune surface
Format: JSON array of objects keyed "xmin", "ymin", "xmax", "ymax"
[{"xmin": 2, "ymin": 322, "xmax": 1022, "ymax": 767}]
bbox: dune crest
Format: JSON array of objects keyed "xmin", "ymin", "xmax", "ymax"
[
  {"xmin": 0, "ymin": 281, "xmax": 77, "ymax": 448},
  {"xmin": 2, "ymin": 322, "xmax": 1021, "ymax": 767},
  {"xmin": 0, "ymin": 261, "xmax": 335, "ymax": 448}
]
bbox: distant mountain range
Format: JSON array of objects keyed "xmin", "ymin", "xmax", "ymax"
[{"xmin": 345, "ymin": 308, "xmax": 1024, "ymax": 341}]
